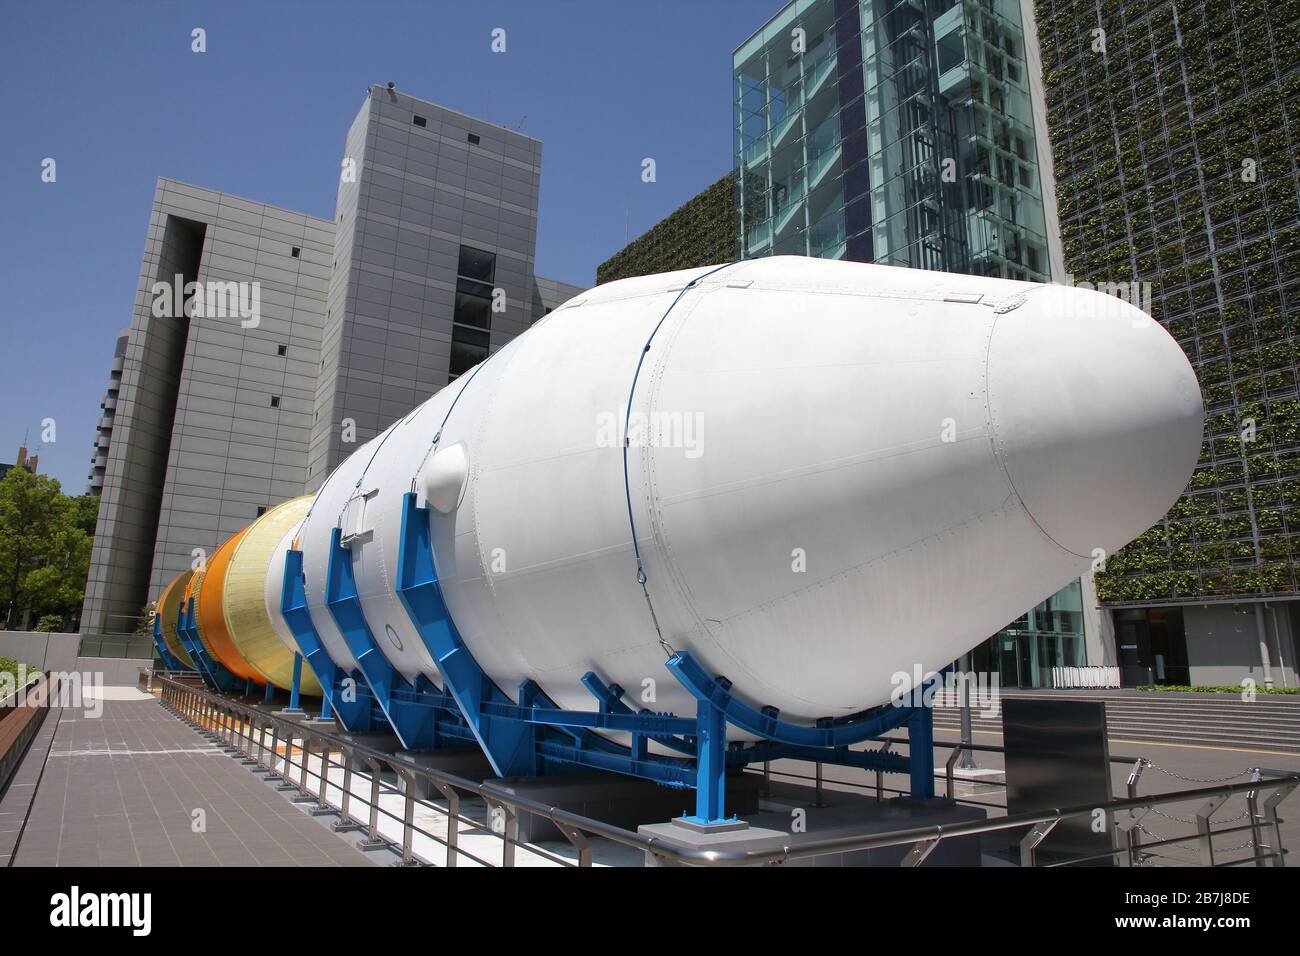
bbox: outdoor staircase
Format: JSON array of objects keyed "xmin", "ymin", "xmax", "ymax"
[{"xmin": 930, "ymin": 689, "xmax": 1300, "ymax": 753}]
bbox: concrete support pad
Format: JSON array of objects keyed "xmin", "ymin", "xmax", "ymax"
[
  {"xmin": 491, "ymin": 771, "xmax": 762, "ymax": 844},
  {"xmin": 394, "ymin": 749, "xmax": 495, "ymax": 799},
  {"xmin": 639, "ymin": 787, "xmax": 987, "ymax": 867}
]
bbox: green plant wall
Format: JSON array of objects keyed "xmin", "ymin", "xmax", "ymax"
[
  {"xmin": 1037, "ymin": 0, "xmax": 1300, "ymax": 604},
  {"xmin": 596, "ymin": 171, "xmax": 738, "ymax": 284}
]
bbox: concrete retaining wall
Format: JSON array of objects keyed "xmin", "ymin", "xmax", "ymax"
[{"xmin": 0, "ymin": 632, "xmax": 154, "ymax": 687}]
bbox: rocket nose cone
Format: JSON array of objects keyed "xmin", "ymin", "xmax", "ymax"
[{"xmin": 987, "ymin": 284, "xmax": 1204, "ymax": 559}]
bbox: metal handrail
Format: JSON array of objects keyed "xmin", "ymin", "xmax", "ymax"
[{"xmin": 151, "ymin": 675, "xmax": 1299, "ymax": 868}]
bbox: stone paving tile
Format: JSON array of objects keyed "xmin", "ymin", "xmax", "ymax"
[{"xmin": 8, "ymin": 697, "xmax": 376, "ymax": 867}]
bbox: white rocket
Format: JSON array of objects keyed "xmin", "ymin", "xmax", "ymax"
[{"xmin": 230, "ymin": 255, "xmax": 1200, "ymax": 733}]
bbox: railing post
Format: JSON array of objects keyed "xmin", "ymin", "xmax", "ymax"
[
  {"xmin": 394, "ymin": 767, "xmax": 419, "ymax": 866},
  {"xmin": 1196, "ymin": 793, "xmax": 1230, "ymax": 866},
  {"xmin": 1261, "ymin": 781, "xmax": 1297, "ymax": 867},
  {"xmin": 1126, "ymin": 758, "xmax": 1147, "ymax": 865},
  {"xmin": 333, "ymin": 747, "xmax": 363, "ymax": 832},
  {"xmin": 266, "ymin": 722, "xmax": 282, "ymax": 780},
  {"xmin": 359, "ymin": 757, "xmax": 386, "ymax": 850},
  {"xmin": 488, "ymin": 800, "xmax": 518, "ymax": 868},
  {"xmin": 1247, "ymin": 768, "xmax": 1266, "ymax": 867},
  {"xmin": 299, "ymin": 733, "xmax": 313, "ymax": 793},
  {"xmin": 555, "ymin": 819, "xmax": 593, "ymax": 867},
  {"xmin": 433, "ymin": 781, "xmax": 460, "ymax": 868},
  {"xmin": 315, "ymin": 740, "xmax": 333, "ymax": 813},
  {"xmin": 1020, "ymin": 818, "xmax": 1060, "ymax": 867}
]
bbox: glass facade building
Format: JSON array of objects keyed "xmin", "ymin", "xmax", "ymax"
[
  {"xmin": 734, "ymin": 0, "xmax": 1051, "ymax": 281},
  {"xmin": 733, "ymin": 0, "xmax": 1074, "ymax": 686}
]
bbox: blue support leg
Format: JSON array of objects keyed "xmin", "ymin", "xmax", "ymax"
[
  {"xmin": 324, "ymin": 527, "xmax": 441, "ymax": 749},
  {"xmin": 319, "ymin": 690, "xmax": 333, "ymax": 721},
  {"xmin": 280, "ymin": 548, "xmax": 373, "ymax": 731},
  {"xmin": 689, "ymin": 697, "xmax": 728, "ymax": 825},
  {"xmin": 177, "ymin": 598, "xmax": 241, "ymax": 694},
  {"xmin": 263, "ymin": 680, "xmax": 275, "ymax": 704},
  {"xmin": 395, "ymin": 492, "xmax": 535, "ymax": 775},
  {"xmin": 908, "ymin": 703, "xmax": 935, "ymax": 800},
  {"xmin": 151, "ymin": 616, "xmax": 186, "ymax": 672},
  {"xmin": 288, "ymin": 652, "xmax": 303, "ymax": 712}
]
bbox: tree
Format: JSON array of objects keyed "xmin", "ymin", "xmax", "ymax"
[{"xmin": 0, "ymin": 468, "xmax": 92, "ymax": 630}]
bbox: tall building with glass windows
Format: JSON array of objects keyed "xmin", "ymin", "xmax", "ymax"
[
  {"xmin": 732, "ymin": 0, "xmax": 1091, "ymax": 687},
  {"xmin": 735, "ymin": 0, "xmax": 1051, "ymax": 282},
  {"xmin": 80, "ymin": 87, "xmax": 584, "ymax": 641}
]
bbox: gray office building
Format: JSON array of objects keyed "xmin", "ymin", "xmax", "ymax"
[{"xmin": 80, "ymin": 87, "xmax": 584, "ymax": 637}]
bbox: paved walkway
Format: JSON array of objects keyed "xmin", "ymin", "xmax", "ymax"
[{"xmin": 3, "ymin": 688, "xmax": 374, "ymax": 867}]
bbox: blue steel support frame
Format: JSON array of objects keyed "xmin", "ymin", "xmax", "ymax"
[
  {"xmin": 288, "ymin": 653, "xmax": 303, "ymax": 711},
  {"xmin": 391, "ymin": 490, "xmax": 938, "ymax": 821},
  {"xmin": 395, "ymin": 493, "xmax": 537, "ymax": 776},
  {"xmin": 151, "ymin": 616, "xmax": 187, "ymax": 672},
  {"xmin": 324, "ymin": 526, "xmax": 458, "ymax": 750},
  {"xmin": 176, "ymin": 598, "xmax": 241, "ymax": 693},
  {"xmin": 280, "ymin": 548, "xmax": 373, "ymax": 732}
]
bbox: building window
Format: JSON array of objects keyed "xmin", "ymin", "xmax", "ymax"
[
  {"xmin": 270, "ymin": 396, "xmax": 281, "ymax": 408},
  {"xmin": 453, "ymin": 247, "xmax": 496, "ymax": 327},
  {"xmin": 277, "ymin": 344, "xmax": 287, "ymax": 356},
  {"xmin": 256, "ymin": 506, "xmax": 267, "ymax": 517},
  {"xmin": 413, "ymin": 115, "xmax": 427, "ymax": 128},
  {"xmin": 449, "ymin": 326, "xmax": 489, "ymax": 379},
  {"xmin": 449, "ymin": 243, "xmax": 497, "ymax": 379},
  {"xmin": 457, "ymin": 245, "xmax": 495, "ymax": 283},
  {"xmin": 291, "ymin": 246, "xmax": 300, "ymax": 258},
  {"xmin": 467, "ymin": 132, "xmax": 480, "ymax": 145}
]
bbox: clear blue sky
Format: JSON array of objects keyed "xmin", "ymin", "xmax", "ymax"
[{"xmin": 0, "ymin": 0, "xmax": 777, "ymax": 491}]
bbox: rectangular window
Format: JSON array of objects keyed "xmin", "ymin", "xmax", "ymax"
[
  {"xmin": 277, "ymin": 344, "xmax": 287, "ymax": 356},
  {"xmin": 413, "ymin": 115, "xmax": 427, "ymax": 127},
  {"xmin": 467, "ymin": 132, "xmax": 480, "ymax": 145},
  {"xmin": 256, "ymin": 506, "xmax": 267, "ymax": 517},
  {"xmin": 454, "ymin": 285, "xmax": 493, "ymax": 329},
  {"xmin": 451, "ymin": 243, "xmax": 498, "ymax": 378},
  {"xmin": 270, "ymin": 396, "xmax": 281, "ymax": 408},
  {"xmin": 449, "ymin": 325, "xmax": 489, "ymax": 378},
  {"xmin": 457, "ymin": 245, "xmax": 496, "ymax": 283},
  {"xmin": 291, "ymin": 246, "xmax": 300, "ymax": 258}
]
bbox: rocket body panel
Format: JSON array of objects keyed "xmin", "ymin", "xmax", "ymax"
[{"xmin": 264, "ymin": 522, "xmax": 303, "ymax": 659}]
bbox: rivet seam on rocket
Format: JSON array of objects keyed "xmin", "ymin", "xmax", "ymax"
[
  {"xmin": 981, "ymin": 285, "xmax": 1091, "ymax": 560},
  {"xmin": 622, "ymin": 261, "xmax": 736, "ymax": 657}
]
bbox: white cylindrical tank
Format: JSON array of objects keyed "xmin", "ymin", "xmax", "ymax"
[{"xmin": 291, "ymin": 256, "xmax": 1203, "ymax": 731}]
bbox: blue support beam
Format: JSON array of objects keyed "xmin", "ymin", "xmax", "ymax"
[
  {"xmin": 288, "ymin": 652, "xmax": 303, "ymax": 711},
  {"xmin": 395, "ymin": 492, "xmax": 536, "ymax": 776},
  {"xmin": 150, "ymin": 616, "xmax": 186, "ymax": 672},
  {"xmin": 666, "ymin": 651, "xmax": 915, "ymax": 748},
  {"xmin": 324, "ymin": 527, "xmax": 448, "ymax": 750},
  {"xmin": 176, "ymin": 598, "xmax": 241, "ymax": 693},
  {"xmin": 390, "ymin": 489, "xmax": 939, "ymax": 820},
  {"xmin": 908, "ymin": 704, "xmax": 935, "ymax": 800},
  {"xmin": 263, "ymin": 679, "xmax": 275, "ymax": 704},
  {"xmin": 280, "ymin": 548, "xmax": 373, "ymax": 732},
  {"xmin": 580, "ymin": 672, "xmax": 694, "ymax": 756},
  {"xmin": 689, "ymin": 694, "xmax": 729, "ymax": 824}
]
